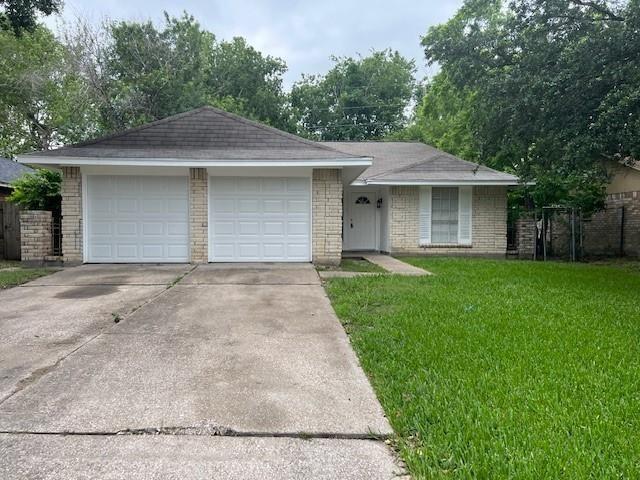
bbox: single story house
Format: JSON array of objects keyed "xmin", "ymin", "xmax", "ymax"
[
  {"xmin": 0, "ymin": 157, "xmax": 34, "ymax": 199},
  {"xmin": 18, "ymin": 106, "xmax": 519, "ymax": 265}
]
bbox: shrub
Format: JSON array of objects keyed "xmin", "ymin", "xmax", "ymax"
[{"xmin": 8, "ymin": 169, "xmax": 61, "ymax": 215}]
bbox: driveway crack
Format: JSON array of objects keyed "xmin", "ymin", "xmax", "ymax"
[{"xmin": 0, "ymin": 427, "xmax": 390, "ymax": 441}]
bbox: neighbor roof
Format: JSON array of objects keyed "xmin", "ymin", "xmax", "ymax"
[
  {"xmin": 0, "ymin": 157, "xmax": 34, "ymax": 188},
  {"xmin": 322, "ymin": 141, "xmax": 520, "ymax": 185},
  {"xmin": 19, "ymin": 107, "xmax": 369, "ymax": 166}
]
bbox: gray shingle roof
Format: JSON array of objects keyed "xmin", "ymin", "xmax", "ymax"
[
  {"xmin": 0, "ymin": 157, "xmax": 34, "ymax": 186},
  {"xmin": 321, "ymin": 141, "xmax": 520, "ymax": 184},
  {"xmin": 22, "ymin": 107, "xmax": 366, "ymax": 162}
]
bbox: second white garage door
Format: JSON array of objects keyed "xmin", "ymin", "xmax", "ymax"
[{"xmin": 209, "ymin": 177, "xmax": 311, "ymax": 262}]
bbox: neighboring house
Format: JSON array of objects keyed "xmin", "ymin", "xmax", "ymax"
[
  {"xmin": 536, "ymin": 160, "xmax": 640, "ymax": 259},
  {"xmin": 580, "ymin": 160, "xmax": 640, "ymax": 257},
  {"xmin": 606, "ymin": 160, "xmax": 640, "ymax": 195},
  {"xmin": 18, "ymin": 106, "xmax": 519, "ymax": 265},
  {"xmin": 0, "ymin": 157, "xmax": 34, "ymax": 199}
]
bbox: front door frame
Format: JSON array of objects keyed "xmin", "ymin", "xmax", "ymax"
[{"xmin": 343, "ymin": 187, "xmax": 380, "ymax": 251}]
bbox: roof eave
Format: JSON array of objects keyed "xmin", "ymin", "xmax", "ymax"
[
  {"xmin": 356, "ymin": 179, "xmax": 522, "ymax": 186},
  {"xmin": 17, "ymin": 155, "xmax": 372, "ymax": 169}
]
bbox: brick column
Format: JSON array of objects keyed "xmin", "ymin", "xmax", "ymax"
[
  {"xmin": 20, "ymin": 210, "xmax": 52, "ymax": 264},
  {"xmin": 516, "ymin": 214, "xmax": 537, "ymax": 260},
  {"xmin": 312, "ymin": 169, "xmax": 342, "ymax": 265},
  {"xmin": 189, "ymin": 168, "xmax": 208, "ymax": 263},
  {"xmin": 61, "ymin": 166, "xmax": 83, "ymax": 263}
]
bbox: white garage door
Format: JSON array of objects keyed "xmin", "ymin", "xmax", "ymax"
[
  {"xmin": 209, "ymin": 176, "xmax": 311, "ymax": 262},
  {"xmin": 86, "ymin": 175, "xmax": 189, "ymax": 262}
]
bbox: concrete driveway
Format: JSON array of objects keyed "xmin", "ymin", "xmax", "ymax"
[{"xmin": 0, "ymin": 264, "xmax": 401, "ymax": 479}]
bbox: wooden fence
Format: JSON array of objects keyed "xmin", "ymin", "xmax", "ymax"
[{"xmin": 0, "ymin": 200, "xmax": 21, "ymax": 260}]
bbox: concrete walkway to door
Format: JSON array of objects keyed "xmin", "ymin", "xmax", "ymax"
[{"xmin": 0, "ymin": 263, "xmax": 403, "ymax": 479}]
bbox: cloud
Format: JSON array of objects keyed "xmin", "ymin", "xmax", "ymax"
[{"xmin": 48, "ymin": 0, "xmax": 463, "ymax": 88}]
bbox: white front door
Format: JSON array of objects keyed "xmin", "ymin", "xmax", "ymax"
[
  {"xmin": 209, "ymin": 176, "xmax": 311, "ymax": 262},
  {"xmin": 85, "ymin": 175, "xmax": 189, "ymax": 263},
  {"xmin": 344, "ymin": 190, "xmax": 377, "ymax": 250}
]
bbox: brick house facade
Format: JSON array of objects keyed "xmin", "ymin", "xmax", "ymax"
[{"xmin": 18, "ymin": 107, "xmax": 518, "ymax": 264}]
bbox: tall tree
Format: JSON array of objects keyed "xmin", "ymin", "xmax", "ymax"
[
  {"xmin": 0, "ymin": 0, "xmax": 60, "ymax": 35},
  {"xmin": 0, "ymin": 25, "xmax": 98, "ymax": 157},
  {"xmin": 64, "ymin": 13, "xmax": 290, "ymax": 133},
  {"xmin": 420, "ymin": 0, "xmax": 639, "ymax": 213},
  {"xmin": 290, "ymin": 50, "xmax": 416, "ymax": 140},
  {"xmin": 394, "ymin": 72, "xmax": 479, "ymax": 162}
]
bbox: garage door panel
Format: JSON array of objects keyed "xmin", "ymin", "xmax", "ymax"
[
  {"xmin": 237, "ymin": 178, "xmax": 261, "ymax": 193},
  {"xmin": 116, "ymin": 222, "xmax": 137, "ymax": 235},
  {"xmin": 263, "ymin": 199, "xmax": 284, "ymax": 213},
  {"xmin": 167, "ymin": 222, "xmax": 188, "ymax": 236},
  {"xmin": 238, "ymin": 199, "xmax": 260, "ymax": 213},
  {"xmin": 142, "ymin": 244, "xmax": 164, "ymax": 258},
  {"xmin": 91, "ymin": 244, "xmax": 112, "ymax": 259},
  {"xmin": 212, "ymin": 243, "xmax": 234, "ymax": 260},
  {"xmin": 263, "ymin": 243, "xmax": 285, "ymax": 258},
  {"xmin": 210, "ymin": 176, "xmax": 310, "ymax": 262},
  {"xmin": 238, "ymin": 221, "xmax": 260, "ymax": 235},
  {"xmin": 237, "ymin": 243, "xmax": 260, "ymax": 258},
  {"xmin": 287, "ymin": 178, "xmax": 308, "ymax": 192},
  {"xmin": 115, "ymin": 177, "xmax": 137, "ymax": 194},
  {"xmin": 168, "ymin": 198, "xmax": 188, "ymax": 213},
  {"xmin": 287, "ymin": 221, "xmax": 308, "ymax": 236},
  {"xmin": 87, "ymin": 176, "xmax": 189, "ymax": 263},
  {"xmin": 287, "ymin": 244, "xmax": 308, "ymax": 258},
  {"xmin": 116, "ymin": 244, "xmax": 138, "ymax": 258},
  {"xmin": 263, "ymin": 178, "xmax": 286, "ymax": 193},
  {"xmin": 264, "ymin": 221, "xmax": 284, "ymax": 235},
  {"xmin": 287, "ymin": 199, "xmax": 308, "ymax": 213},
  {"xmin": 142, "ymin": 222, "xmax": 164, "ymax": 236}
]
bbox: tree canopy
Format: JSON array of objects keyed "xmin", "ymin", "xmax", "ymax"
[
  {"xmin": 417, "ymin": 0, "xmax": 640, "ymax": 213},
  {"xmin": 290, "ymin": 50, "xmax": 416, "ymax": 140},
  {"xmin": 0, "ymin": 0, "xmax": 60, "ymax": 35},
  {"xmin": 65, "ymin": 13, "xmax": 291, "ymax": 133},
  {"xmin": 0, "ymin": 26, "xmax": 98, "ymax": 157}
]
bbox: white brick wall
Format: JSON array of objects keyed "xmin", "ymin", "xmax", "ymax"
[
  {"xmin": 312, "ymin": 169, "xmax": 342, "ymax": 265},
  {"xmin": 389, "ymin": 185, "xmax": 508, "ymax": 256}
]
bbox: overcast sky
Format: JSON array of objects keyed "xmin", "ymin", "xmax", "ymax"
[{"xmin": 47, "ymin": 0, "xmax": 463, "ymax": 89}]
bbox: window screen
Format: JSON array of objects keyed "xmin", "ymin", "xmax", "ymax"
[{"xmin": 431, "ymin": 187, "xmax": 458, "ymax": 244}]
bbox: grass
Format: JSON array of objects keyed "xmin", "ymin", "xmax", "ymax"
[
  {"xmin": 325, "ymin": 257, "xmax": 640, "ymax": 479},
  {"xmin": 0, "ymin": 260, "xmax": 55, "ymax": 289},
  {"xmin": 316, "ymin": 258, "xmax": 386, "ymax": 273}
]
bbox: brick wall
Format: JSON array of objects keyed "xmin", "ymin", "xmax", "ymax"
[
  {"xmin": 189, "ymin": 168, "xmax": 208, "ymax": 263},
  {"xmin": 20, "ymin": 210, "xmax": 52, "ymax": 262},
  {"xmin": 61, "ymin": 166, "xmax": 82, "ymax": 263},
  {"xmin": 548, "ymin": 192, "xmax": 640, "ymax": 258},
  {"xmin": 312, "ymin": 169, "xmax": 342, "ymax": 265},
  {"xmin": 389, "ymin": 186, "xmax": 508, "ymax": 256}
]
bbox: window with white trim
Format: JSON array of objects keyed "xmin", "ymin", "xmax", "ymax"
[
  {"xmin": 431, "ymin": 187, "xmax": 459, "ymax": 244},
  {"xmin": 419, "ymin": 186, "xmax": 473, "ymax": 246}
]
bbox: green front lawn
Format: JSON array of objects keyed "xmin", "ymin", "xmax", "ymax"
[
  {"xmin": 325, "ymin": 258, "xmax": 640, "ymax": 479},
  {"xmin": 0, "ymin": 261, "xmax": 55, "ymax": 289}
]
